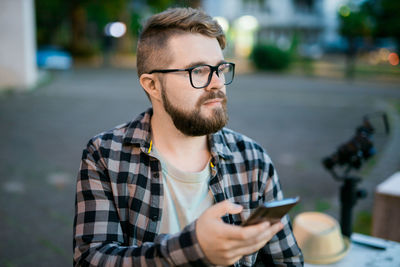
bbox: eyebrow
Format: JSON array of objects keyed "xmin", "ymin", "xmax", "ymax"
[{"xmin": 183, "ymin": 59, "xmax": 226, "ymax": 69}]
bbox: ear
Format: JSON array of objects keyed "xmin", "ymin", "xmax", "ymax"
[{"xmin": 140, "ymin": 74, "xmax": 162, "ymax": 102}]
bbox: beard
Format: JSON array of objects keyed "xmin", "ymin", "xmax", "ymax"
[{"xmin": 161, "ymin": 87, "xmax": 228, "ymax": 136}]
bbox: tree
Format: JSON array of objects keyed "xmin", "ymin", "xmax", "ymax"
[
  {"xmin": 373, "ymin": 0, "xmax": 400, "ymax": 53},
  {"xmin": 338, "ymin": 2, "xmax": 374, "ymax": 79},
  {"xmin": 35, "ymin": 0, "xmax": 70, "ymax": 46},
  {"xmin": 35, "ymin": 0, "xmax": 126, "ymax": 54},
  {"xmin": 35, "ymin": 0, "xmax": 203, "ymax": 57}
]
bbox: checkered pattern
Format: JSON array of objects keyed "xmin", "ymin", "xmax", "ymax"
[{"xmin": 73, "ymin": 108, "xmax": 303, "ymax": 266}]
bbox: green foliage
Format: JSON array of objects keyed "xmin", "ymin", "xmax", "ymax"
[
  {"xmin": 85, "ymin": 0, "xmax": 128, "ymax": 30},
  {"xmin": 394, "ymin": 100, "xmax": 400, "ymax": 114},
  {"xmin": 147, "ymin": 0, "xmax": 177, "ymax": 11},
  {"xmin": 338, "ymin": 2, "xmax": 376, "ymax": 79},
  {"xmin": 315, "ymin": 200, "xmax": 331, "ymax": 212},
  {"xmin": 353, "ymin": 210, "xmax": 372, "ymax": 235},
  {"xmin": 130, "ymin": 12, "xmax": 142, "ymax": 37},
  {"xmin": 338, "ymin": 3, "xmax": 373, "ymax": 38},
  {"xmin": 147, "ymin": 0, "xmax": 199, "ymax": 12},
  {"xmin": 35, "ymin": 0, "xmax": 205, "ymax": 56},
  {"xmin": 35, "ymin": 0, "xmax": 129, "ymax": 55},
  {"xmin": 35, "ymin": 0, "xmax": 70, "ymax": 46},
  {"xmin": 339, "ymin": 0, "xmax": 400, "ymax": 51},
  {"xmin": 374, "ymin": 0, "xmax": 400, "ymax": 51},
  {"xmin": 250, "ymin": 44, "xmax": 291, "ymax": 71},
  {"xmin": 3, "ymin": 260, "xmax": 16, "ymax": 267}
]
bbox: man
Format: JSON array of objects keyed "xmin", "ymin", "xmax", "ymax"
[{"xmin": 73, "ymin": 7, "xmax": 303, "ymax": 267}]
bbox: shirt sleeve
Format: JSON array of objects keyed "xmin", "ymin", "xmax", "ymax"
[
  {"xmin": 258, "ymin": 159, "xmax": 304, "ymax": 267},
  {"xmin": 73, "ymin": 140, "xmax": 211, "ymax": 266}
]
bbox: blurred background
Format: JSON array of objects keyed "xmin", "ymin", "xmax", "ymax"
[{"xmin": 0, "ymin": 0, "xmax": 399, "ymax": 266}]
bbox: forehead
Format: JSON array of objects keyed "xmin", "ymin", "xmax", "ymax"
[{"xmin": 167, "ymin": 33, "xmax": 224, "ymax": 67}]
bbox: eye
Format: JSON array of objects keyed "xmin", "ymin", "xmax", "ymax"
[
  {"xmin": 192, "ymin": 66, "xmax": 209, "ymax": 76},
  {"xmin": 218, "ymin": 63, "xmax": 230, "ymax": 73}
]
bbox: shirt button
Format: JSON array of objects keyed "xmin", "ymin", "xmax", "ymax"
[
  {"xmin": 153, "ymin": 172, "xmax": 159, "ymax": 178},
  {"xmin": 151, "ymin": 215, "xmax": 158, "ymax": 221}
]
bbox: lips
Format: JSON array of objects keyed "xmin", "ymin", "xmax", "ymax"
[
  {"xmin": 203, "ymin": 98, "xmax": 223, "ymax": 105},
  {"xmin": 197, "ymin": 91, "xmax": 227, "ymax": 108}
]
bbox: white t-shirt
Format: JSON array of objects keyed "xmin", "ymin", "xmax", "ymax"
[{"xmin": 152, "ymin": 147, "xmax": 214, "ymax": 234}]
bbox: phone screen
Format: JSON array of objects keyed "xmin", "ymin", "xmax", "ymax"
[{"xmin": 241, "ymin": 197, "xmax": 300, "ymax": 226}]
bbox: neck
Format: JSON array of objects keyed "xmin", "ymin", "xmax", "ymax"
[{"xmin": 150, "ymin": 107, "xmax": 210, "ymax": 172}]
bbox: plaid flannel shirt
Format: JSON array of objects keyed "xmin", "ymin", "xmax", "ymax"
[{"xmin": 73, "ymin": 108, "xmax": 303, "ymax": 266}]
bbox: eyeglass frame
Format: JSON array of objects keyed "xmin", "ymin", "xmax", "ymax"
[{"xmin": 148, "ymin": 62, "xmax": 235, "ymax": 89}]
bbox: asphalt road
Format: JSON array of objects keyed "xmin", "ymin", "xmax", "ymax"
[{"xmin": 0, "ymin": 68, "xmax": 399, "ymax": 266}]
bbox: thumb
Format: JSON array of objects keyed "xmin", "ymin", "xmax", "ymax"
[{"xmin": 208, "ymin": 200, "xmax": 243, "ymax": 218}]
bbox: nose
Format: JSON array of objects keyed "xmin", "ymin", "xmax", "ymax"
[{"xmin": 206, "ymin": 70, "xmax": 224, "ymax": 91}]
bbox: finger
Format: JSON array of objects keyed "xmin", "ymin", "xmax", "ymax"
[
  {"xmin": 248, "ymin": 221, "xmax": 284, "ymax": 244},
  {"xmin": 207, "ymin": 200, "xmax": 243, "ymax": 218},
  {"xmin": 224, "ymin": 221, "xmax": 271, "ymax": 241},
  {"xmin": 227, "ymin": 226, "xmax": 283, "ymax": 257},
  {"xmin": 205, "ymin": 222, "xmax": 285, "ymax": 264},
  {"xmin": 226, "ymin": 222, "xmax": 284, "ymax": 249},
  {"xmin": 220, "ymin": 236, "xmax": 271, "ymax": 260},
  {"xmin": 271, "ymin": 221, "xmax": 285, "ymax": 233},
  {"xmin": 228, "ymin": 237, "xmax": 272, "ymax": 258},
  {"xmin": 245, "ymin": 220, "xmax": 284, "ymax": 238},
  {"xmin": 250, "ymin": 221, "xmax": 284, "ymax": 244}
]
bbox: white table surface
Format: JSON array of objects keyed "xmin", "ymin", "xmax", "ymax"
[{"xmin": 304, "ymin": 233, "xmax": 400, "ymax": 267}]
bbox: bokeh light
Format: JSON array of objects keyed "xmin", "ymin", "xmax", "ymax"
[
  {"xmin": 339, "ymin": 5, "xmax": 351, "ymax": 17},
  {"xmin": 388, "ymin": 52, "xmax": 399, "ymax": 66},
  {"xmin": 236, "ymin": 15, "xmax": 259, "ymax": 31},
  {"xmin": 214, "ymin": 16, "xmax": 229, "ymax": 33},
  {"xmin": 379, "ymin": 48, "xmax": 390, "ymax": 61},
  {"xmin": 233, "ymin": 15, "xmax": 259, "ymax": 57},
  {"xmin": 104, "ymin": 22, "xmax": 126, "ymax": 38}
]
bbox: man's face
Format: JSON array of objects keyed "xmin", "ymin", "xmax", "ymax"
[{"xmin": 159, "ymin": 33, "xmax": 228, "ymax": 136}]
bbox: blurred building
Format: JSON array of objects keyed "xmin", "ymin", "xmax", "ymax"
[{"xmin": 203, "ymin": 0, "xmax": 347, "ymax": 58}]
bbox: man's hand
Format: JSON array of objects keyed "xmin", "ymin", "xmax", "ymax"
[{"xmin": 196, "ymin": 200, "xmax": 284, "ymax": 266}]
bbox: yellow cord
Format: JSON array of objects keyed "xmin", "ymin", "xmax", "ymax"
[
  {"xmin": 210, "ymin": 161, "xmax": 214, "ymax": 168},
  {"xmin": 148, "ymin": 140, "xmax": 153, "ymax": 154}
]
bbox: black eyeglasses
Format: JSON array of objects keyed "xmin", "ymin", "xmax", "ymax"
[{"xmin": 148, "ymin": 62, "xmax": 235, "ymax": 89}]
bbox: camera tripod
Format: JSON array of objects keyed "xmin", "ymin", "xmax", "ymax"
[
  {"xmin": 322, "ymin": 112, "xmax": 390, "ymax": 237},
  {"xmin": 327, "ymin": 169, "xmax": 367, "ymax": 237}
]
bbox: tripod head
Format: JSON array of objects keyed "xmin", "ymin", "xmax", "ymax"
[{"xmin": 322, "ymin": 112, "xmax": 390, "ymax": 180}]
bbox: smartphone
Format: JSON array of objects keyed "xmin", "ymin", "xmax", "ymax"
[{"xmin": 241, "ymin": 197, "xmax": 300, "ymax": 226}]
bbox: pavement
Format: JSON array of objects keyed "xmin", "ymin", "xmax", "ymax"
[{"xmin": 0, "ymin": 67, "xmax": 399, "ymax": 267}]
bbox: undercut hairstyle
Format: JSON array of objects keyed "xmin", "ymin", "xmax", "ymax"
[{"xmin": 136, "ymin": 7, "xmax": 226, "ymax": 78}]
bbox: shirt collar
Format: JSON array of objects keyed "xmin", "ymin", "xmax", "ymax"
[
  {"xmin": 208, "ymin": 131, "xmax": 233, "ymax": 161},
  {"xmin": 123, "ymin": 108, "xmax": 153, "ymax": 151},
  {"xmin": 123, "ymin": 108, "xmax": 233, "ymax": 160}
]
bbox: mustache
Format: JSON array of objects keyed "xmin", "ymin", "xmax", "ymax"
[{"xmin": 198, "ymin": 90, "xmax": 227, "ymax": 104}]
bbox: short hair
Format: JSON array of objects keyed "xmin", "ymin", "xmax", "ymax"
[{"xmin": 136, "ymin": 7, "xmax": 226, "ymax": 78}]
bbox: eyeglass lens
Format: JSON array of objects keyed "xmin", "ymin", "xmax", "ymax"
[{"xmin": 191, "ymin": 63, "xmax": 234, "ymax": 88}]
